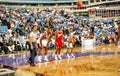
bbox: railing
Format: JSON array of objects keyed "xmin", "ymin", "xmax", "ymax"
[{"xmin": 0, "ymin": 0, "xmax": 78, "ymax": 3}]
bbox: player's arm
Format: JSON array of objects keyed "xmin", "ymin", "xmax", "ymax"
[
  {"xmin": 49, "ymin": 30, "xmax": 53, "ymax": 39},
  {"xmin": 40, "ymin": 34, "xmax": 44, "ymax": 47},
  {"xmin": 73, "ymin": 35, "xmax": 76, "ymax": 45},
  {"xmin": 48, "ymin": 30, "xmax": 52, "ymax": 43},
  {"xmin": 118, "ymin": 24, "xmax": 120, "ymax": 32}
]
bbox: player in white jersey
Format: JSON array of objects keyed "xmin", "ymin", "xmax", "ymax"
[
  {"xmin": 38, "ymin": 28, "xmax": 52, "ymax": 62},
  {"xmin": 66, "ymin": 32, "xmax": 77, "ymax": 59}
]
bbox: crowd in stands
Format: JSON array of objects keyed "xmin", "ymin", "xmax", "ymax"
[{"xmin": 0, "ymin": 5, "xmax": 119, "ymax": 54}]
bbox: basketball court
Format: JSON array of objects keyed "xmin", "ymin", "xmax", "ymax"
[{"xmin": 0, "ymin": 44, "xmax": 120, "ymax": 76}]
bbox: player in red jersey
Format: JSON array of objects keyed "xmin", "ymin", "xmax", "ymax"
[{"xmin": 55, "ymin": 26, "xmax": 63, "ymax": 60}]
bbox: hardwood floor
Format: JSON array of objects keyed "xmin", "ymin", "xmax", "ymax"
[{"xmin": 14, "ymin": 44, "xmax": 120, "ymax": 76}]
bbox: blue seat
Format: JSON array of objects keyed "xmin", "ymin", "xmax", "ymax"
[{"xmin": 0, "ymin": 26, "xmax": 8, "ymax": 34}]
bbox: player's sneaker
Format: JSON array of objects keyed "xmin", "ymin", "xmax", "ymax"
[
  {"xmin": 67, "ymin": 54, "xmax": 71, "ymax": 59},
  {"xmin": 54, "ymin": 55, "xmax": 58, "ymax": 60},
  {"xmin": 71, "ymin": 53, "xmax": 75, "ymax": 58},
  {"xmin": 37, "ymin": 56, "xmax": 42, "ymax": 62},
  {"xmin": 58, "ymin": 55, "xmax": 62, "ymax": 60},
  {"xmin": 44, "ymin": 55, "xmax": 49, "ymax": 62}
]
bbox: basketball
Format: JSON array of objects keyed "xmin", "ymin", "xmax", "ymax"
[{"xmin": 77, "ymin": 1, "xmax": 83, "ymax": 8}]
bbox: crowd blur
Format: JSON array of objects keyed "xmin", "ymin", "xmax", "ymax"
[{"xmin": 0, "ymin": 5, "xmax": 119, "ymax": 54}]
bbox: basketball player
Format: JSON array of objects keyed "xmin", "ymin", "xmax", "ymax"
[
  {"xmin": 115, "ymin": 21, "xmax": 120, "ymax": 46},
  {"xmin": 28, "ymin": 25, "xmax": 38, "ymax": 66},
  {"xmin": 66, "ymin": 33, "xmax": 77, "ymax": 58},
  {"xmin": 55, "ymin": 26, "xmax": 63, "ymax": 60},
  {"xmin": 38, "ymin": 28, "xmax": 52, "ymax": 62}
]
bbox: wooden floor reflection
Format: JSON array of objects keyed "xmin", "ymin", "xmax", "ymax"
[{"xmin": 16, "ymin": 44, "xmax": 120, "ymax": 76}]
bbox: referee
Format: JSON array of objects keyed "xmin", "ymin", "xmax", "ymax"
[{"xmin": 28, "ymin": 25, "xmax": 38, "ymax": 66}]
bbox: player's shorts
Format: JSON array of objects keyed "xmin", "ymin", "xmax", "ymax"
[
  {"xmin": 56, "ymin": 41, "xmax": 63, "ymax": 47},
  {"xmin": 67, "ymin": 43, "xmax": 73, "ymax": 48},
  {"xmin": 42, "ymin": 39, "xmax": 48, "ymax": 47}
]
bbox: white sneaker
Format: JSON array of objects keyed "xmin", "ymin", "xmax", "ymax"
[
  {"xmin": 58, "ymin": 55, "xmax": 62, "ymax": 60},
  {"xmin": 44, "ymin": 55, "xmax": 49, "ymax": 62},
  {"xmin": 55, "ymin": 55, "xmax": 58, "ymax": 60},
  {"xmin": 71, "ymin": 53, "xmax": 75, "ymax": 58},
  {"xmin": 67, "ymin": 54, "xmax": 71, "ymax": 59},
  {"xmin": 37, "ymin": 56, "xmax": 42, "ymax": 62}
]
